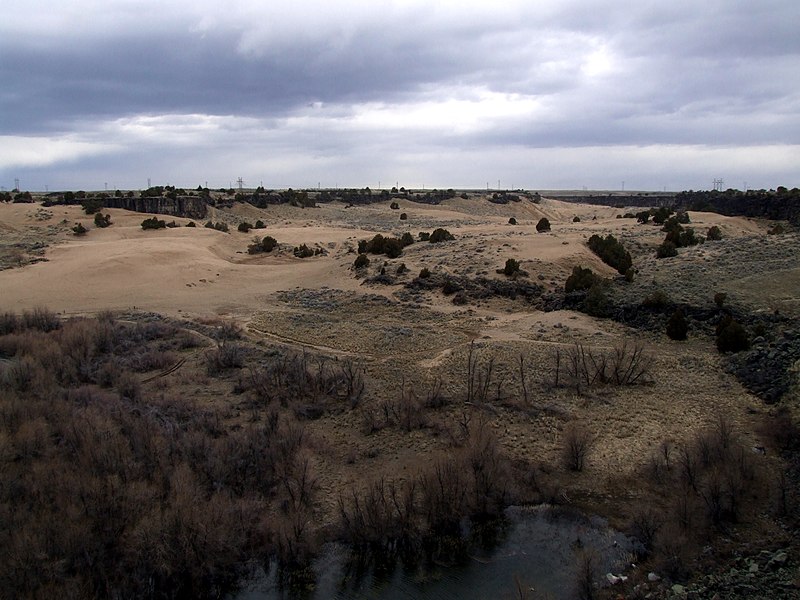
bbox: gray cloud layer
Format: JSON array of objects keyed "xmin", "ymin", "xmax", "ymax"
[{"xmin": 1, "ymin": 0, "xmax": 798, "ymax": 190}]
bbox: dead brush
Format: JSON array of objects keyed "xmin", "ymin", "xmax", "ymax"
[{"xmin": 552, "ymin": 340, "xmax": 653, "ymax": 393}]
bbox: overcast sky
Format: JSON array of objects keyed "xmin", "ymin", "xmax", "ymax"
[{"xmin": 1, "ymin": 0, "xmax": 798, "ymax": 192}]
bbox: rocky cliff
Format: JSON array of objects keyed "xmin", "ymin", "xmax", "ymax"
[{"xmin": 104, "ymin": 196, "xmax": 208, "ymax": 219}]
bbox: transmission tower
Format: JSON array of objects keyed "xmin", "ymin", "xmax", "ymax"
[
  {"xmin": 712, "ymin": 178, "xmax": 724, "ymax": 191},
  {"xmin": 237, "ymin": 177, "xmax": 244, "ymax": 192}
]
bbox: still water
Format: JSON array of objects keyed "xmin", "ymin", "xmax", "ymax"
[{"xmin": 236, "ymin": 505, "xmax": 637, "ymax": 600}]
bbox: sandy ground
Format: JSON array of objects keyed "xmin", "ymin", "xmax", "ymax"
[{"xmin": 0, "ymin": 196, "xmax": 789, "ymax": 526}]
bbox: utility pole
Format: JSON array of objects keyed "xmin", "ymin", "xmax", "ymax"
[
  {"xmin": 237, "ymin": 177, "xmax": 243, "ymax": 192},
  {"xmin": 14, "ymin": 178, "xmax": 19, "ymax": 192}
]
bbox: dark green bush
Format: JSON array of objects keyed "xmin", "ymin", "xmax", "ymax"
[
  {"xmin": 400, "ymin": 232, "xmax": 414, "ymax": 247},
  {"xmin": 254, "ymin": 220, "xmax": 266, "ymax": 229},
  {"xmin": 714, "ymin": 292, "xmax": 727, "ymax": 308},
  {"xmin": 564, "ymin": 266, "xmax": 599, "ymax": 293},
  {"xmin": 442, "ymin": 279, "xmax": 461, "ymax": 295},
  {"xmin": 573, "ymin": 216, "xmax": 580, "ymax": 223},
  {"xmin": 508, "ymin": 217, "xmax": 517, "ymax": 225},
  {"xmin": 716, "ymin": 317, "xmax": 749, "ymax": 353},
  {"xmin": 587, "ymin": 234, "xmax": 632, "ymax": 275},
  {"xmin": 390, "ymin": 201, "xmax": 400, "ymax": 210},
  {"xmin": 418, "ymin": 232, "xmax": 431, "ymax": 241},
  {"xmin": 419, "ymin": 268, "xmax": 431, "ymax": 279},
  {"xmin": 237, "ymin": 222, "xmax": 252, "ymax": 232},
  {"xmin": 186, "ymin": 221, "xmax": 196, "ymax": 227},
  {"xmin": 642, "ymin": 290, "xmax": 670, "ymax": 309},
  {"xmin": 94, "ymin": 213, "xmax": 111, "ymax": 228},
  {"xmin": 353, "ymin": 254, "xmax": 370, "ymax": 269},
  {"xmin": 141, "ymin": 217, "xmax": 166, "ymax": 230},
  {"xmin": 706, "ymin": 226, "xmax": 722, "ymax": 241},
  {"xmin": 383, "ymin": 238, "xmax": 403, "ymax": 259},
  {"xmin": 666, "ymin": 309, "xmax": 688, "ymax": 340},
  {"xmin": 502, "ymin": 258, "xmax": 521, "ymax": 276},
  {"xmin": 293, "ymin": 244, "xmax": 315, "ymax": 258},
  {"xmin": 536, "ymin": 218, "xmax": 551, "ymax": 232},
  {"xmin": 400, "ymin": 213, "xmax": 407, "ymax": 220},
  {"xmin": 582, "ymin": 284, "xmax": 610, "ymax": 317},
  {"xmin": 72, "ymin": 223, "xmax": 87, "ymax": 236},
  {"xmin": 656, "ymin": 241, "xmax": 677, "ymax": 258},
  {"xmin": 429, "ymin": 228, "xmax": 455, "ymax": 243}
]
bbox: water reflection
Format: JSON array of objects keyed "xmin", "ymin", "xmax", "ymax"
[{"xmin": 236, "ymin": 505, "xmax": 636, "ymax": 600}]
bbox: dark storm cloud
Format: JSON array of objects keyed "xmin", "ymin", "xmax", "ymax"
[{"xmin": 1, "ymin": 0, "xmax": 798, "ymax": 190}]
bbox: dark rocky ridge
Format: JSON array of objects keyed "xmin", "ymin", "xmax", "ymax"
[{"xmin": 104, "ymin": 195, "xmax": 208, "ymax": 219}]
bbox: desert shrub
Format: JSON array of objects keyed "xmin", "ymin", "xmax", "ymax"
[
  {"xmin": 716, "ymin": 317, "xmax": 749, "ymax": 353},
  {"xmin": 81, "ymin": 197, "xmax": 103, "ymax": 214},
  {"xmin": 666, "ymin": 309, "xmax": 688, "ymax": 340},
  {"xmin": 186, "ymin": 221, "xmax": 196, "ymax": 227},
  {"xmin": 353, "ymin": 254, "xmax": 370, "ymax": 269},
  {"xmin": 419, "ymin": 267, "xmax": 431, "ymax": 279},
  {"xmin": 165, "ymin": 220, "xmax": 179, "ymax": 228},
  {"xmin": 656, "ymin": 241, "xmax": 678, "ymax": 258},
  {"xmin": 429, "ymin": 228, "xmax": 455, "ymax": 243},
  {"xmin": 418, "ymin": 231, "xmax": 431, "ymax": 241},
  {"xmin": 400, "ymin": 232, "xmax": 414, "ymax": 247},
  {"xmin": 652, "ymin": 206, "xmax": 675, "ymax": 225},
  {"xmin": 564, "ymin": 266, "xmax": 598, "ymax": 293},
  {"xmin": 0, "ymin": 312, "xmax": 19, "ymax": 335},
  {"xmin": 72, "ymin": 223, "xmax": 87, "ymax": 236},
  {"xmin": 573, "ymin": 216, "xmax": 580, "ymax": 222},
  {"xmin": 94, "ymin": 213, "xmax": 112, "ymax": 228},
  {"xmin": 396, "ymin": 263, "xmax": 408, "ymax": 275},
  {"xmin": 400, "ymin": 212, "xmax": 407, "ymax": 220},
  {"xmin": 383, "ymin": 238, "xmax": 403, "ymax": 259},
  {"xmin": 237, "ymin": 222, "xmax": 252, "ymax": 232},
  {"xmin": 254, "ymin": 220, "xmax": 266, "ymax": 229},
  {"xmin": 214, "ymin": 222, "xmax": 229, "ymax": 233},
  {"xmin": 206, "ymin": 342, "xmax": 245, "ymax": 374},
  {"xmin": 582, "ymin": 284, "xmax": 610, "ymax": 317},
  {"xmin": 508, "ymin": 217, "xmax": 517, "ymax": 225},
  {"xmin": 553, "ymin": 340, "xmax": 652, "ymax": 392},
  {"xmin": 706, "ymin": 225, "xmax": 722, "ymax": 241},
  {"xmin": 586, "ymin": 234, "xmax": 632, "ymax": 275},
  {"xmin": 22, "ymin": 307, "xmax": 60, "ymax": 332},
  {"xmin": 624, "ymin": 267, "xmax": 635, "ymax": 282},
  {"xmin": 502, "ymin": 258, "xmax": 521, "ymax": 276},
  {"xmin": 452, "ymin": 291, "xmax": 468, "ymax": 305},
  {"xmin": 535, "ymin": 217, "xmax": 551, "ymax": 232},
  {"xmin": 141, "ymin": 217, "xmax": 166, "ymax": 230},
  {"xmin": 713, "ymin": 292, "xmax": 727, "ymax": 308},
  {"xmin": 390, "ymin": 201, "xmax": 399, "ymax": 210},
  {"xmin": 249, "ymin": 235, "xmax": 278, "ymax": 254},
  {"xmin": 636, "ymin": 210, "xmax": 651, "ymax": 224},
  {"xmin": 442, "ymin": 279, "xmax": 461, "ymax": 295},
  {"xmin": 768, "ymin": 224, "xmax": 785, "ymax": 235},
  {"xmin": 293, "ymin": 244, "xmax": 315, "ymax": 258},
  {"xmin": 642, "ymin": 289, "xmax": 670, "ymax": 309}
]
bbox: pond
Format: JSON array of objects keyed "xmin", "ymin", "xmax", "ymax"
[{"xmin": 235, "ymin": 505, "xmax": 638, "ymax": 600}]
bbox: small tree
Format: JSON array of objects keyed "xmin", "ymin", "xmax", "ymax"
[
  {"xmin": 666, "ymin": 309, "xmax": 688, "ymax": 340},
  {"xmin": 563, "ymin": 424, "xmax": 594, "ymax": 471},
  {"xmin": 502, "ymin": 258, "xmax": 521, "ymax": 276},
  {"xmin": 536, "ymin": 217, "xmax": 551, "ymax": 232},
  {"xmin": 93, "ymin": 213, "xmax": 112, "ymax": 228},
  {"xmin": 716, "ymin": 318, "xmax": 749, "ymax": 353},
  {"xmin": 707, "ymin": 225, "xmax": 722, "ymax": 241},
  {"xmin": 656, "ymin": 241, "xmax": 678, "ymax": 258},
  {"xmin": 508, "ymin": 217, "xmax": 517, "ymax": 225},
  {"xmin": 429, "ymin": 228, "xmax": 455, "ymax": 243},
  {"xmin": 353, "ymin": 254, "xmax": 370, "ymax": 269},
  {"xmin": 72, "ymin": 223, "xmax": 87, "ymax": 236}
]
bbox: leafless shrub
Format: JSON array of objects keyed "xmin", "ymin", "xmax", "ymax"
[
  {"xmin": 574, "ymin": 549, "xmax": 599, "ymax": 600},
  {"xmin": 115, "ymin": 370, "xmax": 141, "ymax": 402},
  {"xmin": 630, "ymin": 507, "xmax": 663, "ymax": 557},
  {"xmin": 22, "ymin": 307, "xmax": 60, "ymax": 332},
  {"xmin": 562, "ymin": 423, "xmax": 595, "ymax": 472},
  {"xmin": 0, "ymin": 312, "xmax": 19, "ymax": 335},
  {"xmin": 423, "ymin": 377, "xmax": 446, "ymax": 409},
  {"xmin": 466, "ymin": 341, "xmax": 495, "ymax": 403},
  {"xmin": 206, "ymin": 342, "xmax": 245, "ymax": 375},
  {"xmin": 552, "ymin": 340, "xmax": 652, "ymax": 393},
  {"xmin": 128, "ymin": 349, "xmax": 178, "ymax": 372}
]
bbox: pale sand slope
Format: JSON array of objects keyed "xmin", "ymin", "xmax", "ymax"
[{"xmin": 0, "ymin": 198, "xmax": 769, "ymax": 323}]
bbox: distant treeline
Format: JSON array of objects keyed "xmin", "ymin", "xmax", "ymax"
[{"xmin": 673, "ymin": 187, "xmax": 800, "ymax": 225}]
